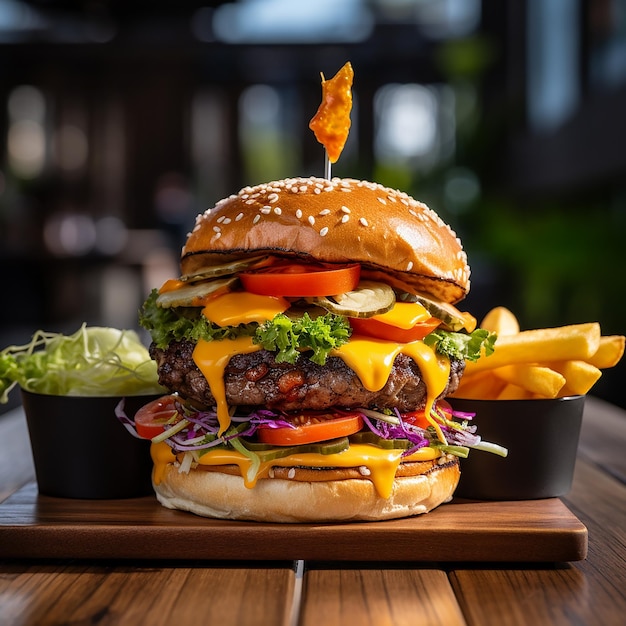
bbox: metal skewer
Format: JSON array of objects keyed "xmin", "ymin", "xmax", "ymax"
[{"xmin": 324, "ymin": 151, "xmax": 332, "ymax": 180}]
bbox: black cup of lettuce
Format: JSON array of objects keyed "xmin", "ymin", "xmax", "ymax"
[{"xmin": 21, "ymin": 390, "xmax": 159, "ymax": 499}]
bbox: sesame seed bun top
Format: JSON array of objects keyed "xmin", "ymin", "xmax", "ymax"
[{"xmin": 181, "ymin": 177, "xmax": 470, "ymax": 303}]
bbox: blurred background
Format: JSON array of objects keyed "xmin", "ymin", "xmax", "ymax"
[{"xmin": 1, "ymin": 0, "xmax": 625, "ymax": 412}]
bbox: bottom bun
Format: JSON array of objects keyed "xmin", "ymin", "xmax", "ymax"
[{"xmin": 153, "ymin": 457, "xmax": 460, "ymax": 522}]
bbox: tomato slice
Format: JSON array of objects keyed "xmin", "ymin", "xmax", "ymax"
[
  {"xmin": 349, "ymin": 316, "xmax": 441, "ymax": 343},
  {"xmin": 256, "ymin": 411, "xmax": 363, "ymax": 446},
  {"xmin": 240, "ymin": 263, "xmax": 360, "ymax": 297},
  {"xmin": 402, "ymin": 400, "xmax": 452, "ymax": 430},
  {"xmin": 133, "ymin": 395, "xmax": 182, "ymax": 439}
]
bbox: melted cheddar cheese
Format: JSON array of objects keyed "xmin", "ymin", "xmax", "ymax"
[
  {"xmin": 193, "ymin": 336, "xmax": 262, "ymax": 435},
  {"xmin": 333, "ymin": 337, "xmax": 450, "ymax": 441},
  {"xmin": 368, "ymin": 302, "xmax": 431, "ymax": 329},
  {"xmin": 201, "ymin": 291, "xmax": 289, "ymax": 326},
  {"xmin": 151, "ymin": 440, "xmax": 440, "ymax": 499}
]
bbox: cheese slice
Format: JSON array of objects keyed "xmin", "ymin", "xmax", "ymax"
[
  {"xmin": 202, "ymin": 291, "xmax": 289, "ymax": 326},
  {"xmin": 369, "ymin": 301, "xmax": 431, "ymax": 329}
]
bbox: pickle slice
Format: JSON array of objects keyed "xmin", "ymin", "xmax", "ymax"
[
  {"xmin": 156, "ymin": 276, "xmax": 237, "ymax": 308},
  {"xmin": 311, "ymin": 281, "xmax": 395, "ymax": 318},
  {"xmin": 241, "ymin": 437, "xmax": 350, "ymax": 459},
  {"xmin": 182, "ymin": 256, "xmax": 271, "ymax": 282},
  {"xmin": 399, "ymin": 291, "xmax": 475, "ymax": 332},
  {"xmin": 349, "ymin": 431, "xmax": 412, "ymax": 450}
]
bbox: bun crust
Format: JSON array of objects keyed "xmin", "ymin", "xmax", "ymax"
[
  {"xmin": 153, "ymin": 457, "xmax": 460, "ymax": 522},
  {"xmin": 182, "ymin": 177, "xmax": 470, "ymax": 303}
]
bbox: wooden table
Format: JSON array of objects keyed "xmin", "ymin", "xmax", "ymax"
[{"xmin": 0, "ymin": 396, "xmax": 624, "ymax": 625}]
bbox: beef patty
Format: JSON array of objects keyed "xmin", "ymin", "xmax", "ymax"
[{"xmin": 150, "ymin": 340, "xmax": 465, "ymax": 413}]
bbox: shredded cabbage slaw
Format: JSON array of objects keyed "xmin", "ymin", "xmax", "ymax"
[
  {"xmin": 116, "ymin": 397, "xmax": 508, "ymax": 483},
  {"xmin": 0, "ymin": 324, "xmax": 166, "ymax": 402}
]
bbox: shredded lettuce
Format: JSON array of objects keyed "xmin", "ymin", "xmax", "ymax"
[{"xmin": 0, "ymin": 324, "xmax": 166, "ymax": 402}]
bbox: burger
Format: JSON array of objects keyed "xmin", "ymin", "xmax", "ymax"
[{"xmin": 133, "ymin": 176, "xmax": 499, "ymax": 522}]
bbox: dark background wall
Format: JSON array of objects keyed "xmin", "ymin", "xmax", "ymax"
[{"xmin": 1, "ymin": 0, "xmax": 625, "ymax": 411}]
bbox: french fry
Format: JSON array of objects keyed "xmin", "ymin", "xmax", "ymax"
[
  {"xmin": 451, "ymin": 371, "xmax": 506, "ymax": 400},
  {"xmin": 492, "ymin": 364, "xmax": 566, "ymax": 398},
  {"xmin": 497, "ymin": 383, "xmax": 533, "ymax": 400},
  {"xmin": 480, "ymin": 306, "xmax": 520, "ymax": 336},
  {"xmin": 465, "ymin": 322, "xmax": 601, "ymax": 375},
  {"xmin": 549, "ymin": 360, "xmax": 602, "ymax": 396},
  {"xmin": 586, "ymin": 335, "xmax": 625, "ymax": 369}
]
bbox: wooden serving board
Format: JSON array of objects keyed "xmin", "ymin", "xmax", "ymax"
[{"xmin": 0, "ymin": 483, "xmax": 587, "ymax": 562}]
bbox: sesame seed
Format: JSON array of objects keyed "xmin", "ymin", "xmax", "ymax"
[
  {"xmin": 341, "ymin": 206, "xmax": 351, "ymax": 213},
  {"xmin": 235, "ymin": 212, "xmax": 244, "ymax": 221},
  {"xmin": 377, "ymin": 197, "xmax": 387, "ymax": 205},
  {"xmin": 358, "ymin": 466, "xmax": 371, "ymax": 476},
  {"xmin": 287, "ymin": 468, "xmax": 296, "ymax": 479},
  {"xmin": 260, "ymin": 206, "xmax": 271, "ymax": 214},
  {"xmin": 268, "ymin": 193, "xmax": 279, "ymax": 203},
  {"xmin": 213, "ymin": 226, "xmax": 221, "ymax": 232},
  {"xmin": 320, "ymin": 226, "xmax": 329, "ymax": 236},
  {"xmin": 341, "ymin": 214, "xmax": 350, "ymax": 223},
  {"xmin": 359, "ymin": 217, "xmax": 368, "ymax": 227},
  {"xmin": 319, "ymin": 209, "xmax": 331, "ymax": 216},
  {"xmin": 299, "ymin": 185, "xmax": 308, "ymax": 192},
  {"xmin": 314, "ymin": 188, "xmax": 321, "ymax": 194},
  {"xmin": 296, "ymin": 209, "xmax": 303, "ymax": 219},
  {"xmin": 210, "ymin": 232, "xmax": 222, "ymax": 242},
  {"xmin": 308, "ymin": 216, "xmax": 315, "ymax": 226},
  {"xmin": 407, "ymin": 261, "xmax": 414, "ymax": 271},
  {"xmin": 217, "ymin": 215, "xmax": 225, "ymax": 223},
  {"xmin": 222, "ymin": 218, "xmax": 232, "ymax": 224},
  {"xmin": 273, "ymin": 207, "xmax": 282, "ymax": 215},
  {"xmin": 253, "ymin": 214, "xmax": 261, "ymax": 224}
]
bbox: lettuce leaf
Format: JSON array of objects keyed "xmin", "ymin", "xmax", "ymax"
[
  {"xmin": 423, "ymin": 327, "xmax": 497, "ymax": 362},
  {"xmin": 255, "ymin": 312, "xmax": 352, "ymax": 366}
]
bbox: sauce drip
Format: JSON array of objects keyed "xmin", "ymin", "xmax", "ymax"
[{"xmin": 309, "ymin": 61, "xmax": 354, "ymax": 163}]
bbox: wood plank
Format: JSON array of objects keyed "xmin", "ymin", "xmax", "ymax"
[
  {"xmin": 449, "ymin": 566, "xmax": 610, "ymax": 626},
  {"xmin": 0, "ymin": 561, "xmax": 296, "ymax": 626},
  {"xmin": 562, "ymin": 458, "xmax": 626, "ymax": 613},
  {"xmin": 578, "ymin": 396, "xmax": 626, "ymax": 484},
  {"xmin": 0, "ymin": 483, "xmax": 587, "ymax": 562},
  {"xmin": 301, "ymin": 567, "xmax": 466, "ymax": 626}
]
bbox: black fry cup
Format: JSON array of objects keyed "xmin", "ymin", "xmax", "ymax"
[
  {"xmin": 448, "ymin": 395, "xmax": 585, "ymax": 500},
  {"xmin": 21, "ymin": 390, "xmax": 159, "ymax": 499}
]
